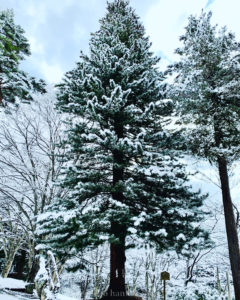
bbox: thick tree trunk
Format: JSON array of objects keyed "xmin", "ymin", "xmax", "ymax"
[
  {"xmin": 218, "ymin": 156, "xmax": 240, "ymax": 300},
  {"xmin": 102, "ymin": 115, "xmax": 142, "ymax": 300},
  {"xmin": 102, "ymin": 115, "xmax": 128, "ymax": 299},
  {"xmin": 107, "ymin": 223, "xmax": 126, "ymax": 297}
]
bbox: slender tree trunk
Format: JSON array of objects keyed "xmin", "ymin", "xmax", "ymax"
[
  {"xmin": 218, "ymin": 156, "xmax": 240, "ymax": 300},
  {"xmin": 213, "ymin": 111, "xmax": 240, "ymax": 299},
  {"xmin": 27, "ymin": 239, "xmax": 40, "ymax": 282}
]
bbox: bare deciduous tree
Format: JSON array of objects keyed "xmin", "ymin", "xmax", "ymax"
[{"xmin": 0, "ymin": 88, "xmax": 65, "ymax": 279}]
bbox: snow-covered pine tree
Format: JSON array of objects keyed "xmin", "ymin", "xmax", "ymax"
[
  {"xmin": 168, "ymin": 11, "xmax": 240, "ymax": 299},
  {"xmin": 0, "ymin": 9, "xmax": 45, "ymax": 105},
  {"xmin": 37, "ymin": 1, "xmax": 210, "ymax": 298}
]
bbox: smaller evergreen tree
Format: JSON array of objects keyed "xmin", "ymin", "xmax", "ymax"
[
  {"xmin": 37, "ymin": 1, "xmax": 211, "ymax": 297},
  {"xmin": 168, "ymin": 11, "xmax": 240, "ymax": 299},
  {"xmin": 0, "ymin": 9, "xmax": 45, "ymax": 105}
]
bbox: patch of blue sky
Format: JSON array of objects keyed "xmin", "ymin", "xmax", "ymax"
[{"xmin": 206, "ymin": 0, "xmax": 216, "ymax": 7}]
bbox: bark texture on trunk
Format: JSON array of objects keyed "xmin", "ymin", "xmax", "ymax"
[
  {"xmin": 107, "ymin": 224, "xmax": 126, "ymax": 297},
  {"xmin": 213, "ymin": 111, "xmax": 240, "ymax": 299},
  {"xmin": 102, "ymin": 114, "xmax": 128, "ymax": 298},
  {"xmin": 218, "ymin": 156, "xmax": 240, "ymax": 300},
  {"xmin": 27, "ymin": 257, "xmax": 40, "ymax": 283}
]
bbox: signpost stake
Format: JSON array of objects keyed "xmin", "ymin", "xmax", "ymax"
[
  {"xmin": 163, "ymin": 279, "xmax": 166, "ymax": 300},
  {"xmin": 161, "ymin": 271, "xmax": 170, "ymax": 300}
]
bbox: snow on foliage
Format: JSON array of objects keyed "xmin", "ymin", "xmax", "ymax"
[
  {"xmin": 0, "ymin": 9, "xmax": 45, "ymax": 105},
  {"xmin": 168, "ymin": 10, "xmax": 240, "ymax": 162},
  {"xmin": 36, "ymin": 0, "xmax": 211, "ymax": 273},
  {"xmin": 0, "ymin": 87, "xmax": 64, "ymax": 278}
]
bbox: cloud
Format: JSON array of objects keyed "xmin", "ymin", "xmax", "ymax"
[
  {"xmin": 40, "ymin": 61, "xmax": 64, "ymax": 84},
  {"xmin": 144, "ymin": 0, "xmax": 208, "ymax": 66},
  {"xmin": 25, "ymin": 3, "xmax": 47, "ymax": 25},
  {"xmin": 0, "ymin": 0, "xmax": 104, "ymax": 83},
  {"xmin": 208, "ymin": 0, "xmax": 240, "ymax": 39},
  {"xmin": 2, "ymin": 0, "xmax": 240, "ymax": 83},
  {"xmin": 25, "ymin": 0, "xmax": 76, "ymax": 23},
  {"xmin": 144, "ymin": 0, "xmax": 240, "ymax": 71},
  {"xmin": 27, "ymin": 36, "xmax": 45, "ymax": 56}
]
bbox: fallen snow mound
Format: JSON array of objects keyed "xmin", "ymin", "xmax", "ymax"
[
  {"xmin": 0, "ymin": 278, "xmax": 26, "ymax": 290},
  {"xmin": 0, "ymin": 295, "xmax": 20, "ymax": 300},
  {"xmin": 0, "ymin": 292, "xmax": 77, "ymax": 300},
  {"xmin": 57, "ymin": 295, "xmax": 78, "ymax": 300}
]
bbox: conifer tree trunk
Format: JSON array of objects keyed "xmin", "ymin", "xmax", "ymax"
[
  {"xmin": 105, "ymin": 114, "xmax": 127, "ymax": 297},
  {"xmin": 108, "ymin": 223, "xmax": 126, "ymax": 297},
  {"xmin": 0, "ymin": 84, "xmax": 2, "ymax": 105},
  {"xmin": 217, "ymin": 156, "xmax": 240, "ymax": 299},
  {"xmin": 213, "ymin": 114, "xmax": 240, "ymax": 299}
]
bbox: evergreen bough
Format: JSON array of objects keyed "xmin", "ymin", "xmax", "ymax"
[{"xmin": 0, "ymin": 9, "xmax": 45, "ymax": 105}]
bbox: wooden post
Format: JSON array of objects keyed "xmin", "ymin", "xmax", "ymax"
[
  {"xmin": 163, "ymin": 280, "xmax": 166, "ymax": 300},
  {"xmin": 161, "ymin": 271, "xmax": 170, "ymax": 300}
]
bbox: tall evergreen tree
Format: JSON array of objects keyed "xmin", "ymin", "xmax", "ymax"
[
  {"xmin": 0, "ymin": 9, "xmax": 45, "ymax": 105},
  {"xmin": 168, "ymin": 11, "xmax": 240, "ymax": 299},
  {"xmin": 37, "ymin": 1, "xmax": 210, "ymax": 298}
]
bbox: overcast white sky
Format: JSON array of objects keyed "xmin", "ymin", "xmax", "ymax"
[{"xmin": 0, "ymin": 0, "xmax": 239, "ymax": 83}]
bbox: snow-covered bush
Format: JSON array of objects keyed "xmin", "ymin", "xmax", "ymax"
[{"xmin": 35, "ymin": 251, "xmax": 60, "ymax": 300}]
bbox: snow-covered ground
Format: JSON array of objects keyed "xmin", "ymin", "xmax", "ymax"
[
  {"xmin": 0, "ymin": 278, "xmax": 77, "ymax": 300},
  {"xmin": 0, "ymin": 278, "xmax": 26, "ymax": 290},
  {"xmin": 0, "ymin": 292, "xmax": 77, "ymax": 300},
  {"xmin": 0, "ymin": 295, "xmax": 77, "ymax": 300},
  {"xmin": 0, "ymin": 295, "xmax": 20, "ymax": 300},
  {"xmin": 57, "ymin": 295, "xmax": 77, "ymax": 300}
]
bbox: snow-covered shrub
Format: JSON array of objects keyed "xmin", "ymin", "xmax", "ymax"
[
  {"xmin": 35, "ymin": 251, "xmax": 60, "ymax": 300},
  {"xmin": 169, "ymin": 285, "xmax": 231, "ymax": 300},
  {"xmin": 59, "ymin": 244, "xmax": 109, "ymax": 300}
]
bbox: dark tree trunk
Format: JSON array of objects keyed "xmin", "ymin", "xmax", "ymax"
[
  {"xmin": 102, "ymin": 114, "xmax": 128, "ymax": 299},
  {"xmin": 106, "ymin": 223, "xmax": 126, "ymax": 297},
  {"xmin": 0, "ymin": 85, "xmax": 2, "ymax": 105},
  {"xmin": 27, "ymin": 257, "xmax": 39, "ymax": 283},
  {"xmin": 15, "ymin": 249, "xmax": 27, "ymax": 280},
  {"xmin": 218, "ymin": 156, "xmax": 240, "ymax": 300}
]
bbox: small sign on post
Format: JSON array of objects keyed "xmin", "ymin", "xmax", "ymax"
[{"xmin": 161, "ymin": 271, "xmax": 170, "ymax": 300}]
